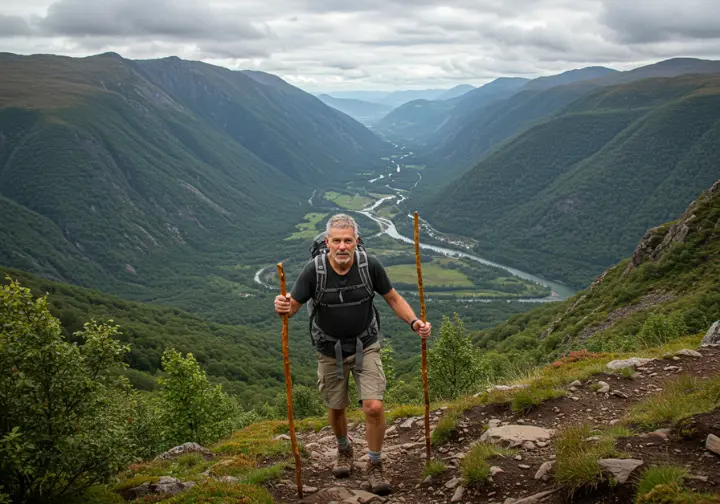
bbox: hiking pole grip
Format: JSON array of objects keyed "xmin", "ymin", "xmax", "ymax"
[
  {"xmin": 413, "ymin": 212, "xmax": 432, "ymax": 462},
  {"xmin": 276, "ymin": 263, "xmax": 303, "ymax": 499}
]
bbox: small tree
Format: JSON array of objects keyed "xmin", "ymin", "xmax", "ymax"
[
  {"xmin": 159, "ymin": 349, "xmax": 240, "ymax": 446},
  {"xmin": 0, "ymin": 278, "xmax": 137, "ymax": 503},
  {"xmin": 428, "ymin": 313, "xmax": 481, "ymax": 400}
]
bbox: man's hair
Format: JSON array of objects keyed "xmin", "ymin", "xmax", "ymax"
[{"xmin": 326, "ymin": 214, "xmax": 359, "ymax": 236}]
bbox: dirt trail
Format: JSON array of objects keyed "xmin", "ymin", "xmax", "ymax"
[{"xmin": 268, "ymin": 346, "xmax": 720, "ymax": 504}]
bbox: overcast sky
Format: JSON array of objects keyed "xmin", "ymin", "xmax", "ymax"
[{"xmin": 2, "ymin": 0, "xmax": 720, "ymax": 92}]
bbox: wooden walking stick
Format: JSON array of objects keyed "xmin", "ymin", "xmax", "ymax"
[
  {"xmin": 276, "ymin": 263, "xmax": 303, "ymax": 499},
  {"xmin": 413, "ymin": 212, "xmax": 432, "ymax": 462}
]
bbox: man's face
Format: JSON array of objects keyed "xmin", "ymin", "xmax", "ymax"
[{"xmin": 326, "ymin": 226, "xmax": 357, "ymax": 266}]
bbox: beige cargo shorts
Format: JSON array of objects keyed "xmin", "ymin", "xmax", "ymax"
[{"xmin": 316, "ymin": 342, "xmax": 386, "ymax": 410}]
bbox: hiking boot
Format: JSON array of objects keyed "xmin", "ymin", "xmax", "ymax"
[
  {"xmin": 366, "ymin": 460, "xmax": 392, "ymax": 495},
  {"xmin": 332, "ymin": 444, "xmax": 353, "ymax": 477}
]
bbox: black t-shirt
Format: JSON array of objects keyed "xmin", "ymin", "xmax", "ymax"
[{"xmin": 291, "ymin": 253, "xmax": 393, "ymax": 357}]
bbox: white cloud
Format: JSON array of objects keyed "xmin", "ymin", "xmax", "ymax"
[{"xmin": 1, "ymin": 0, "xmax": 719, "ymax": 91}]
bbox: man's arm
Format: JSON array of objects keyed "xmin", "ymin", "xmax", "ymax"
[{"xmin": 382, "ymin": 288, "xmax": 432, "ymax": 338}]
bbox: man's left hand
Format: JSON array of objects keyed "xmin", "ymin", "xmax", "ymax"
[{"xmin": 414, "ymin": 320, "xmax": 432, "ymax": 339}]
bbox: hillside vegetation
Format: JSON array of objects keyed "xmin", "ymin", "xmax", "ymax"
[
  {"xmin": 420, "ymin": 74, "xmax": 720, "ymax": 287},
  {"xmin": 414, "ymin": 58, "xmax": 720, "ymax": 185},
  {"xmin": 0, "ymin": 52, "xmax": 390, "ymax": 302},
  {"xmin": 473, "ymin": 178, "xmax": 720, "ymax": 366}
]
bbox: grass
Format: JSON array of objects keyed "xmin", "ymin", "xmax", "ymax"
[
  {"xmin": 636, "ymin": 465, "xmax": 689, "ymax": 497},
  {"xmin": 212, "ymin": 421, "xmax": 293, "ymax": 458},
  {"xmin": 146, "ymin": 480, "xmax": 274, "ymax": 503},
  {"xmin": 511, "ymin": 384, "xmax": 566, "ymax": 414},
  {"xmin": 461, "ymin": 442, "xmax": 517, "ymax": 487},
  {"xmin": 385, "ymin": 262, "xmax": 474, "ymax": 288},
  {"xmin": 623, "ymin": 375, "xmax": 720, "ymax": 430},
  {"xmin": 286, "ymin": 212, "xmax": 328, "ymax": 240},
  {"xmin": 324, "ymin": 191, "xmax": 375, "ymax": 210},
  {"xmin": 431, "ymin": 409, "xmax": 461, "ymax": 446},
  {"xmin": 387, "ymin": 404, "xmax": 426, "ymax": 422},
  {"xmin": 636, "ymin": 483, "xmax": 720, "ymax": 504},
  {"xmin": 554, "ymin": 424, "xmax": 619, "ymax": 493},
  {"xmin": 423, "ymin": 459, "xmax": 447, "ymax": 478}
]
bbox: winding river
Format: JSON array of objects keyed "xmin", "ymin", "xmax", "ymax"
[
  {"xmin": 254, "ymin": 161, "xmax": 577, "ymax": 301},
  {"xmin": 354, "ymin": 191, "xmax": 575, "ymax": 301}
]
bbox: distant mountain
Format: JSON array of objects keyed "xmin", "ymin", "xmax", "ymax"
[
  {"xmin": 373, "ymin": 99, "xmax": 455, "ymax": 143},
  {"xmin": 520, "ymin": 66, "xmax": 617, "ymax": 91},
  {"xmin": 421, "ymin": 58, "xmax": 720, "ymax": 181},
  {"xmin": 133, "ymin": 58, "xmax": 389, "ymax": 183},
  {"xmin": 375, "ymin": 77, "xmax": 528, "ymax": 145},
  {"xmin": 419, "ymin": 73, "xmax": 720, "ymax": 287},
  {"xmin": 317, "ymin": 94, "xmax": 393, "ymax": 125},
  {"xmin": 318, "ymin": 85, "xmax": 477, "ymax": 109},
  {"xmin": 436, "ymin": 84, "xmax": 475, "ymax": 101},
  {"xmin": 0, "ymin": 52, "xmax": 389, "ymax": 295}
]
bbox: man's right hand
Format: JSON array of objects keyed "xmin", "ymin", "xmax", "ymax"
[{"xmin": 274, "ymin": 294, "xmax": 292, "ymax": 316}]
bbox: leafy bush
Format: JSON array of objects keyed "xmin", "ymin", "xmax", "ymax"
[
  {"xmin": 275, "ymin": 384, "xmax": 325, "ymax": 420},
  {"xmin": 428, "ymin": 314, "xmax": 481, "ymax": 400},
  {"xmin": 159, "ymin": 349, "xmax": 242, "ymax": 447},
  {"xmin": 0, "ymin": 278, "xmax": 138, "ymax": 503},
  {"xmin": 637, "ymin": 312, "xmax": 687, "ymax": 348}
]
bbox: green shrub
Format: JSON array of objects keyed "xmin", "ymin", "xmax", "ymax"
[
  {"xmin": 159, "ymin": 348, "xmax": 242, "ymax": 446},
  {"xmin": 637, "ymin": 312, "xmax": 687, "ymax": 348},
  {"xmin": 0, "ymin": 279, "xmax": 138, "ymax": 503}
]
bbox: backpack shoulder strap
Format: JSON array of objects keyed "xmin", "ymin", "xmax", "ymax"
[
  {"xmin": 356, "ymin": 250, "xmax": 374, "ymax": 297},
  {"xmin": 314, "ymin": 253, "xmax": 328, "ymax": 302}
]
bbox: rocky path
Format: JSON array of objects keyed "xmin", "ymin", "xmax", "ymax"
[{"xmin": 268, "ymin": 345, "xmax": 720, "ymax": 504}]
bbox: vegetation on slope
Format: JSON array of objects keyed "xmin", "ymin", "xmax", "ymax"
[{"xmin": 421, "ymin": 75, "xmax": 720, "ymax": 287}]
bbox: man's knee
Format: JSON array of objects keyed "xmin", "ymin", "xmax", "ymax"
[{"xmin": 363, "ymin": 399, "xmax": 384, "ymax": 418}]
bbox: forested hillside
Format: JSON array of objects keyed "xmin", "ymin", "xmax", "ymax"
[
  {"xmin": 472, "ymin": 177, "xmax": 720, "ymax": 366},
  {"xmin": 0, "ymin": 52, "xmax": 389, "ymax": 295},
  {"xmin": 420, "ymin": 74, "xmax": 720, "ymax": 287},
  {"xmin": 415, "ymin": 58, "xmax": 720, "ymax": 183}
]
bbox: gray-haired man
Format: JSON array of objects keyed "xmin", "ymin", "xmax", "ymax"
[{"xmin": 274, "ymin": 214, "xmax": 432, "ymax": 495}]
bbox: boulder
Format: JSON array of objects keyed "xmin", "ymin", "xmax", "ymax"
[
  {"xmin": 606, "ymin": 358, "xmax": 654, "ymax": 371},
  {"xmin": 702, "ymin": 321, "xmax": 720, "ymax": 346},
  {"xmin": 677, "ymin": 349, "xmax": 702, "ymax": 358},
  {"xmin": 598, "ymin": 459, "xmax": 644, "ymax": 484},
  {"xmin": 119, "ymin": 477, "xmax": 195, "ymax": 500},
  {"xmin": 155, "ymin": 442, "xmax": 213, "ymax": 461}
]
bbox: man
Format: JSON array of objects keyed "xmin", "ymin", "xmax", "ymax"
[{"xmin": 274, "ymin": 213, "xmax": 432, "ymax": 496}]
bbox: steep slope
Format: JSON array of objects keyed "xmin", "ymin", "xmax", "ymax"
[
  {"xmin": 0, "ymin": 52, "xmax": 387, "ymax": 298},
  {"xmin": 0, "ymin": 267, "xmax": 318, "ymax": 407},
  {"xmin": 421, "ymin": 58, "xmax": 720, "ymax": 181},
  {"xmin": 421, "ymin": 75, "xmax": 720, "ymax": 287},
  {"xmin": 475, "ymin": 176, "xmax": 720, "ymax": 357},
  {"xmin": 317, "ymin": 94, "xmax": 393, "ymax": 125},
  {"xmin": 135, "ymin": 59, "xmax": 390, "ymax": 183}
]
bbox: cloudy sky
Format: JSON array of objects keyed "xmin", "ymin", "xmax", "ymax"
[{"xmin": 2, "ymin": 0, "xmax": 720, "ymax": 92}]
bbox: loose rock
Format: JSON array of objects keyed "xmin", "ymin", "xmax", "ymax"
[
  {"xmin": 706, "ymin": 434, "xmax": 720, "ymax": 456},
  {"xmin": 606, "ymin": 358, "xmax": 654, "ymax": 370},
  {"xmin": 598, "ymin": 459, "xmax": 644, "ymax": 484}
]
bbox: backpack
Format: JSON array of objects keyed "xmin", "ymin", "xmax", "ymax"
[{"xmin": 306, "ymin": 232, "xmax": 381, "ymax": 338}]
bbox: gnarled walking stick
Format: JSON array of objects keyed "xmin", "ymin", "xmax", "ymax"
[
  {"xmin": 276, "ymin": 263, "xmax": 303, "ymax": 499},
  {"xmin": 413, "ymin": 212, "xmax": 432, "ymax": 462}
]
